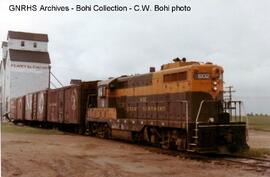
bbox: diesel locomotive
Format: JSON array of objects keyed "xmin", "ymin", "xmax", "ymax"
[{"xmin": 10, "ymin": 58, "xmax": 248, "ymax": 153}]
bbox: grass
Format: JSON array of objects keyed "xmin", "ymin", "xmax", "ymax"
[
  {"xmin": 243, "ymin": 116, "xmax": 270, "ymax": 131},
  {"xmin": 237, "ymin": 148, "xmax": 270, "ymax": 158},
  {"xmin": 238, "ymin": 116, "xmax": 270, "ymax": 157},
  {"xmin": 1, "ymin": 122, "xmax": 64, "ymax": 135}
]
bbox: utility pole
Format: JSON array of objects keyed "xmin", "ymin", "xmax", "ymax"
[
  {"xmin": 224, "ymin": 86, "xmax": 236, "ymax": 103},
  {"xmin": 224, "ymin": 86, "xmax": 243, "ymax": 122}
]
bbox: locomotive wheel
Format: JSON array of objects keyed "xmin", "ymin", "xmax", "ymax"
[
  {"xmin": 78, "ymin": 127, "xmax": 85, "ymax": 135},
  {"xmin": 103, "ymin": 124, "xmax": 112, "ymax": 139}
]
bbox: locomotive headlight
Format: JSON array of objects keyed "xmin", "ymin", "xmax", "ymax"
[
  {"xmin": 212, "ymin": 81, "xmax": 217, "ymax": 86},
  {"xmin": 212, "ymin": 86, "xmax": 218, "ymax": 91}
]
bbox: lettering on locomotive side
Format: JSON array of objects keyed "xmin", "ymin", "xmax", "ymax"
[
  {"xmin": 139, "ymin": 97, "xmax": 147, "ymax": 103},
  {"xmin": 147, "ymin": 106, "xmax": 157, "ymax": 112},
  {"xmin": 157, "ymin": 106, "xmax": 166, "ymax": 112},
  {"xmin": 127, "ymin": 106, "xmax": 137, "ymax": 112},
  {"xmin": 128, "ymin": 106, "xmax": 166, "ymax": 112}
]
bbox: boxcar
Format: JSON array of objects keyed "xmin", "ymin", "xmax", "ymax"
[{"xmin": 47, "ymin": 81, "xmax": 98, "ymax": 132}]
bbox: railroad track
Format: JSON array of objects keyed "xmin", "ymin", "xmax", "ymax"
[
  {"xmin": 145, "ymin": 146, "xmax": 270, "ymax": 174},
  {"xmin": 216, "ymin": 155, "xmax": 270, "ymax": 173}
]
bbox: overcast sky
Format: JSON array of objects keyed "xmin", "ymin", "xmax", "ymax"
[{"xmin": 1, "ymin": 0, "xmax": 270, "ymax": 114}]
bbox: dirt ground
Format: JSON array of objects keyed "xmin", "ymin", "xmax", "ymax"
[
  {"xmin": 1, "ymin": 127, "xmax": 270, "ymax": 177},
  {"xmin": 248, "ymin": 130, "xmax": 270, "ymax": 149}
]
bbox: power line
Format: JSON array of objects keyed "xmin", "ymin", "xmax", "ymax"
[
  {"xmin": 50, "ymin": 72, "xmax": 64, "ymax": 87},
  {"xmin": 50, "ymin": 81, "xmax": 57, "ymax": 89}
]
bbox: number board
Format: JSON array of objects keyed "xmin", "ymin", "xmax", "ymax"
[{"xmin": 194, "ymin": 73, "xmax": 210, "ymax": 80}]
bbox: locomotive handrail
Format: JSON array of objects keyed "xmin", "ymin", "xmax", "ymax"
[
  {"xmin": 195, "ymin": 100, "xmax": 206, "ymax": 124},
  {"xmin": 223, "ymin": 100, "xmax": 242, "ymax": 122},
  {"xmin": 180, "ymin": 100, "xmax": 189, "ymax": 148},
  {"xmin": 194, "ymin": 100, "xmax": 212, "ymax": 145},
  {"xmin": 195, "ymin": 100, "xmax": 218, "ymax": 124}
]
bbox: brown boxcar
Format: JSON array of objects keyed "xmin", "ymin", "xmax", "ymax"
[
  {"xmin": 36, "ymin": 90, "xmax": 47, "ymax": 121},
  {"xmin": 66, "ymin": 81, "xmax": 98, "ymax": 125},
  {"xmin": 47, "ymin": 81, "xmax": 98, "ymax": 125},
  {"xmin": 10, "ymin": 98, "xmax": 17, "ymax": 119},
  {"xmin": 25, "ymin": 93, "xmax": 33, "ymax": 121},
  {"xmin": 16, "ymin": 96, "xmax": 25, "ymax": 120}
]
